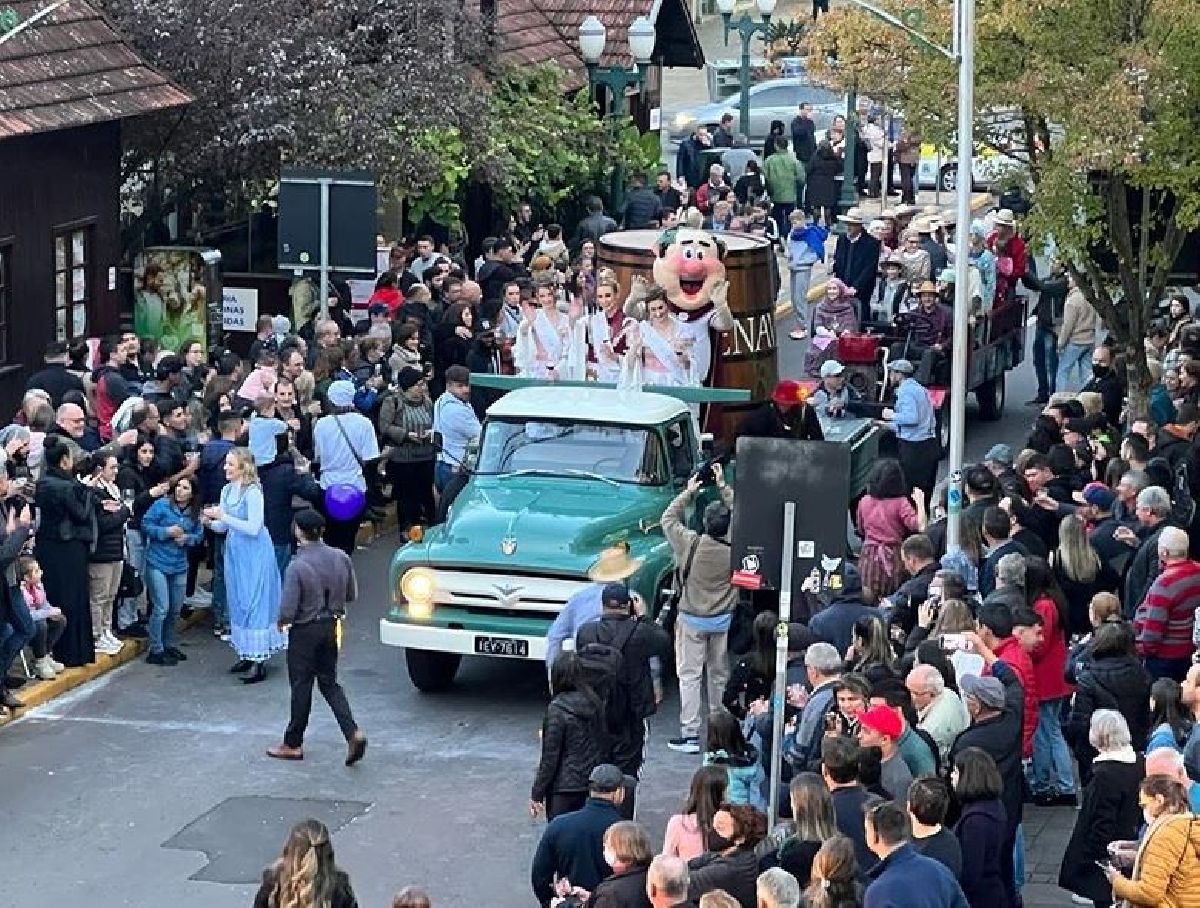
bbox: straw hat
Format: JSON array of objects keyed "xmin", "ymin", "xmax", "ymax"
[
  {"xmin": 916, "ymin": 280, "xmax": 939, "ymax": 295},
  {"xmin": 588, "ymin": 544, "xmax": 644, "ymax": 582},
  {"xmin": 880, "ymin": 208, "xmax": 898, "ymax": 220},
  {"xmin": 837, "ymin": 206, "xmax": 866, "ymax": 225}
]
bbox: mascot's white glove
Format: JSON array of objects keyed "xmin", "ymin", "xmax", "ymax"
[{"xmin": 709, "ymin": 279, "xmax": 734, "ymax": 330}]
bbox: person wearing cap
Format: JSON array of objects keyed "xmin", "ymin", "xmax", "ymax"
[
  {"xmin": 735, "ymin": 379, "xmax": 824, "ymax": 442},
  {"xmin": 832, "ymin": 206, "xmax": 881, "ymax": 321},
  {"xmin": 431, "ymin": 364, "xmax": 480, "ymax": 493},
  {"xmin": 545, "ymin": 545, "xmax": 644, "ymax": 670},
  {"xmin": 576, "ymin": 581, "xmax": 670, "ymax": 788},
  {"xmin": 986, "ymin": 209, "xmax": 1027, "ymax": 307},
  {"xmin": 877, "ymin": 358, "xmax": 938, "ymax": 503},
  {"xmin": 265, "ymin": 509, "xmax": 365, "ymax": 765},
  {"xmin": 1081, "ymin": 482, "xmax": 1129, "ymax": 570},
  {"xmin": 531, "ymin": 763, "xmax": 627, "ymax": 906},
  {"xmin": 894, "ymin": 280, "xmax": 951, "ymax": 386},
  {"xmin": 857, "ymin": 703, "xmax": 914, "ymax": 801},
  {"xmin": 786, "ymin": 209, "xmax": 828, "ymax": 342},
  {"xmin": 948, "ymin": 637, "xmax": 1025, "ymax": 908},
  {"xmin": 312, "ymin": 378, "xmax": 380, "ymax": 555},
  {"xmin": 810, "ymin": 359, "xmax": 861, "ymax": 417},
  {"xmin": 870, "ymin": 253, "xmax": 911, "ymax": 327}
]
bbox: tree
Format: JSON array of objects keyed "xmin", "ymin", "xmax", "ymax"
[
  {"xmin": 101, "ymin": 0, "xmax": 489, "ymax": 239},
  {"xmin": 406, "ymin": 64, "xmax": 660, "ymax": 229},
  {"xmin": 805, "ymin": 0, "xmax": 1200, "ymax": 412}
]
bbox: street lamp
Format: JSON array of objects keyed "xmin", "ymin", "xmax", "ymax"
[
  {"xmin": 715, "ymin": 0, "xmax": 775, "ymax": 139},
  {"xmin": 579, "ymin": 13, "xmax": 656, "ymax": 213}
]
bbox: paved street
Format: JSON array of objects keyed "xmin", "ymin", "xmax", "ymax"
[{"xmin": 0, "ymin": 330, "xmax": 1076, "ymax": 908}]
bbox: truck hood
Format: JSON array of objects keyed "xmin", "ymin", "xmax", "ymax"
[{"xmin": 416, "ymin": 476, "xmax": 669, "ymax": 572}]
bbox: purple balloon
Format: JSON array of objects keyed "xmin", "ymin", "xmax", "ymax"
[{"xmin": 324, "ymin": 484, "xmax": 366, "ymax": 521}]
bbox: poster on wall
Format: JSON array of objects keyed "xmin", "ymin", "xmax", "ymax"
[
  {"xmin": 133, "ymin": 248, "xmax": 213, "ymax": 353},
  {"xmin": 222, "ymin": 287, "xmax": 259, "ymax": 332}
]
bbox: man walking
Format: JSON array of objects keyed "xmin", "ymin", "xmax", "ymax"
[
  {"xmin": 661, "ymin": 463, "xmax": 736, "ymax": 754},
  {"xmin": 266, "ymin": 510, "xmax": 367, "ymax": 765}
]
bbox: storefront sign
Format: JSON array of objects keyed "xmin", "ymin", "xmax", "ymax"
[{"xmin": 222, "ymin": 287, "xmax": 259, "ymax": 332}]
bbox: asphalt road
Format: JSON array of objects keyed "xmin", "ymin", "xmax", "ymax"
[{"xmin": 0, "ymin": 328, "xmax": 1045, "ymax": 907}]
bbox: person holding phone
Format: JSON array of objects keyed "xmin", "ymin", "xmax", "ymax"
[{"xmin": 378, "ymin": 367, "xmax": 436, "ymax": 532}]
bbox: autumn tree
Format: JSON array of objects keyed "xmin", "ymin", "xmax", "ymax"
[
  {"xmin": 100, "ymin": 0, "xmax": 489, "ymax": 239},
  {"xmin": 806, "ymin": 0, "xmax": 1200, "ymax": 411}
]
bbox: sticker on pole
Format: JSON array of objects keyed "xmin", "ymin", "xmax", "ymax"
[
  {"xmin": 797, "ymin": 540, "xmax": 815, "ymax": 559},
  {"xmin": 731, "ymin": 553, "xmax": 763, "ymax": 590}
]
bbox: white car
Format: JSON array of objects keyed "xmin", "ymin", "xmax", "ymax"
[{"xmin": 668, "ymin": 78, "xmax": 842, "ymax": 142}]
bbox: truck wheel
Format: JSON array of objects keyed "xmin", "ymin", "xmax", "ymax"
[
  {"xmin": 936, "ymin": 403, "xmax": 950, "ymax": 457},
  {"xmin": 976, "ymin": 374, "xmax": 1005, "ymax": 421},
  {"xmin": 405, "ymin": 649, "xmax": 461, "ymax": 692}
]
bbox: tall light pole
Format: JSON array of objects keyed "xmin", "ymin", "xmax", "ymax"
[
  {"xmin": 579, "ymin": 14, "xmax": 656, "ymax": 214},
  {"xmin": 715, "ymin": 0, "xmax": 777, "ymax": 139},
  {"xmin": 836, "ymin": 87, "xmax": 859, "ymax": 223},
  {"xmin": 841, "ymin": 0, "xmax": 974, "ymax": 547}
]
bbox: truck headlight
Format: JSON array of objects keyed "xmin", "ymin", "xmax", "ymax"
[{"xmin": 401, "ymin": 568, "xmax": 436, "ymax": 619}]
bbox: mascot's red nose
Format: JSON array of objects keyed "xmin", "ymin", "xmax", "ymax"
[{"xmin": 679, "ymin": 262, "xmax": 706, "ymax": 294}]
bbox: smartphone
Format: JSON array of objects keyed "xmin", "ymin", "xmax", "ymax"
[{"xmin": 942, "ymin": 632, "xmax": 971, "ymax": 652}]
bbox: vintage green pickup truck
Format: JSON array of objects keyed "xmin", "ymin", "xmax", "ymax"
[{"xmin": 379, "ymin": 385, "xmax": 705, "ymax": 691}]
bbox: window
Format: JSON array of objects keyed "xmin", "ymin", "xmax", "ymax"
[
  {"xmin": 53, "ymin": 226, "xmax": 90, "ymax": 342},
  {"xmin": 0, "ymin": 243, "xmax": 9, "ymax": 364},
  {"xmin": 753, "ymin": 87, "xmax": 794, "ymax": 108}
]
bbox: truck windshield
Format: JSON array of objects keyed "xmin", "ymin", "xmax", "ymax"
[{"xmin": 476, "ymin": 419, "xmax": 664, "ymax": 484}]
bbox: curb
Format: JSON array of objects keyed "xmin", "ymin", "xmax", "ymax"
[
  {"xmin": 773, "ymin": 192, "xmax": 995, "ymax": 319},
  {"xmin": 0, "ymin": 608, "xmax": 209, "ymax": 728},
  {"xmin": 0, "ymin": 511, "xmax": 400, "ymax": 730}
]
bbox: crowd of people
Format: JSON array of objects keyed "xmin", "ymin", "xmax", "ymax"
[{"xmin": 521, "ymin": 274, "xmax": 1200, "ymax": 908}]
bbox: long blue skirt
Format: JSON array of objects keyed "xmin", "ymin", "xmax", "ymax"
[{"xmin": 224, "ymin": 527, "xmax": 286, "ymax": 661}]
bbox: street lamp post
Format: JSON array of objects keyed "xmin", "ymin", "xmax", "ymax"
[
  {"xmin": 841, "ymin": 0, "xmax": 974, "ymax": 548},
  {"xmin": 836, "ymin": 86, "xmax": 859, "ymax": 222},
  {"xmin": 715, "ymin": 0, "xmax": 777, "ymax": 139},
  {"xmin": 579, "ymin": 14, "xmax": 656, "ymax": 214}
]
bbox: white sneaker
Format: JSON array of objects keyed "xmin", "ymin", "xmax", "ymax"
[
  {"xmin": 102, "ymin": 631, "xmax": 124, "ymax": 650},
  {"xmin": 33, "ymin": 656, "xmax": 58, "ymax": 680},
  {"xmin": 186, "ymin": 588, "xmax": 213, "ymax": 607},
  {"xmin": 95, "ymin": 637, "xmax": 121, "ymax": 656},
  {"xmin": 1070, "ymin": 896, "xmax": 1094, "ymax": 905},
  {"xmin": 49, "ymin": 657, "xmax": 65, "ymax": 672}
]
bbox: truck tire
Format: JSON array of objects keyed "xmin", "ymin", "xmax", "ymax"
[
  {"xmin": 405, "ymin": 649, "xmax": 461, "ymax": 692},
  {"xmin": 936, "ymin": 403, "xmax": 950, "ymax": 457},
  {"xmin": 976, "ymin": 374, "xmax": 1005, "ymax": 421}
]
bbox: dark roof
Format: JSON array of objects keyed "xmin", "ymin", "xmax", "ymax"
[
  {"xmin": 494, "ymin": 0, "xmax": 703, "ymax": 92},
  {"xmin": 0, "ymin": 0, "xmax": 191, "ymax": 140}
]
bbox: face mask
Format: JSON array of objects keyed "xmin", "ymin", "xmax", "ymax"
[
  {"xmin": 1092, "ymin": 364, "xmax": 1109, "ymax": 378},
  {"xmin": 603, "ymin": 847, "xmax": 618, "ymax": 868}
]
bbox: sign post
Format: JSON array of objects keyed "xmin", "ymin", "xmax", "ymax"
[{"xmin": 767, "ymin": 501, "xmax": 797, "ymax": 830}]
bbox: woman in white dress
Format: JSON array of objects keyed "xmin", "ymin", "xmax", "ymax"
[
  {"xmin": 514, "ymin": 280, "xmax": 586, "ymax": 380},
  {"xmin": 624, "ymin": 287, "xmax": 698, "ymax": 390}
]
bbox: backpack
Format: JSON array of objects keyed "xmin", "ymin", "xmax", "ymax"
[
  {"xmin": 1171, "ymin": 458, "xmax": 1196, "ymax": 528},
  {"xmin": 577, "ymin": 619, "xmax": 645, "ymax": 738}
]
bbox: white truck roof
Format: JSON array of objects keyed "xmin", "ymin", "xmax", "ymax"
[{"xmin": 485, "ymin": 386, "xmax": 689, "ymax": 427}]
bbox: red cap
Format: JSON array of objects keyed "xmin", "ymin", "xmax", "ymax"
[
  {"xmin": 771, "ymin": 379, "xmax": 810, "ymax": 407},
  {"xmin": 859, "ymin": 704, "xmax": 902, "ymax": 739}
]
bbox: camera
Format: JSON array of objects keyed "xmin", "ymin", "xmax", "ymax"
[{"xmin": 692, "ymin": 456, "xmax": 723, "ymax": 486}]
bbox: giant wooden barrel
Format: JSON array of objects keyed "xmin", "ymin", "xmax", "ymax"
[{"xmin": 597, "ymin": 230, "xmax": 778, "ymax": 441}]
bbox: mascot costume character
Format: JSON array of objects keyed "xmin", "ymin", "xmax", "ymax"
[{"xmin": 622, "ymin": 227, "xmax": 734, "ymax": 384}]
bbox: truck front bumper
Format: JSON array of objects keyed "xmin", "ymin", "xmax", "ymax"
[{"xmin": 379, "ymin": 617, "xmax": 549, "ymax": 661}]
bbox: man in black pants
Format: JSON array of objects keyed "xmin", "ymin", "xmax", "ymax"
[{"xmin": 266, "ymin": 510, "xmax": 367, "ymax": 765}]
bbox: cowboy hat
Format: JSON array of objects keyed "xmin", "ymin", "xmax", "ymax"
[
  {"xmin": 588, "ymin": 544, "xmax": 644, "ymax": 582},
  {"xmin": 880, "ymin": 208, "xmax": 898, "ymax": 219},
  {"xmin": 916, "ymin": 280, "xmax": 939, "ymax": 295},
  {"xmin": 913, "ymin": 217, "xmax": 933, "ymax": 233},
  {"xmin": 993, "ymin": 208, "xmax": 1017, "ymax": 227},
  {"xmin": 893, "ymin": 204, "xmax": 919, "ymax": 217},
  {"xmin": 836, "ymin": 206, "xmax": 866, "ymax": 225}
]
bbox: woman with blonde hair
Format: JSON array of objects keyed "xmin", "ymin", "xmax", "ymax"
[
  {"xmin": 253, "ymin": 818, "xmax": 358, "ymax": 908},
  {"xmin": 1051, "ymin": 514, "xmax": 1118, "ymax": 635},
  {"xmin": 589, "ymin": 821, "xmax": 654, "ymax": 907},
  {"xmin": 204, "ymin": 447, "xmax": 285, "ymax": 684},
  {"xmin": 763, "ymin": 772, "xmax": 838, "ymax": 887}
]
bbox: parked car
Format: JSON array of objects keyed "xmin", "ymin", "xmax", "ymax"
[{"xmin": 669, "ymin": 78, "xmax": 842, "ymax": 142}]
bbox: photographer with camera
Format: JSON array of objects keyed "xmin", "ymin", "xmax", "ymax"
[{"xmin": 661, "ymin": 462, "xmax": 736, "ymax": 755}]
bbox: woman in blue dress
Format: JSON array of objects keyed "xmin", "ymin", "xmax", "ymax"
[{"xmin": 203, "ymin": 447, "xmax": 285, "ymax": 684}]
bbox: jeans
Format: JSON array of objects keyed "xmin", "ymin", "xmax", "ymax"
[
  {"xmin": 1031, "ymin": 325, "xmax": 1058, "ymax": 400},
  {"xmin": 1057, "ymin": 341, "xmax": 1092, "ymax": 391},
  {"xmin": 1013, "ymin": 823, "xmax": 1025, "ymax": 892},
  {"xmin": 675, "ymin": 620, "xmax": 730, "ymax": 738},
  {"xmin": 434, "ymin": 461, "xmax": 455, "ymax": 492},
  {"xmin": 208, "ymin": 530, "xmax": 228, "ymax": 630},
  {"xmin": 1030, "ymin": 697, "xmax": 1076, "ymax": 795},
  {"xmin": 790, "ymin": 266, "xmax": 813, "ymax": 334},
  {"xmin": 145, "ymin": 567, "xmax": 185, "ymax": 655},
  {"xmin": 0, "ymin": 584, "xmax": 34, "ymax": 678}
]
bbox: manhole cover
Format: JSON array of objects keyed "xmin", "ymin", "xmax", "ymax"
[{"xmin": 163, "ymin": 796, "xmax": 371, "ymax": 883}]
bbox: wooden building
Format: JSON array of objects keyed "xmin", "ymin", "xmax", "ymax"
[{"xmin": 0, "ymin": 0, "xmax": 189, "ymax": 416}]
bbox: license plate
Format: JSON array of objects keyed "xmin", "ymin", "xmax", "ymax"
[{"xmin": 474, "ymin": 635, "xmax": 529, "ymax": 658}]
